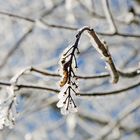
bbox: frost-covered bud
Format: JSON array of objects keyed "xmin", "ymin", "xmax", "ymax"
[
  {"xmin": 58, "ymin": 84, "xmax": 69, "ymax": 97},
  {"xmin": 60, "ymin": 99, "xmax": 78, "ymax": 115},
  {"xmin": 57, "ymin": 99, "xmax": 65, "ymax": 108}
]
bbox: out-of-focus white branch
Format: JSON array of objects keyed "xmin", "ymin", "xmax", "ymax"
[
  {"xmin": 102, "ymin": 0, "xmax": 118, "ymax": 33},
  {"xmin": 88, "ymin": 99, "xmax": 140, "ymax": 140}
]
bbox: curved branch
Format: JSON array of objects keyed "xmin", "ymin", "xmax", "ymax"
[{"xmin": 78, "ymin": 81, "xmax": 140, "ymax": 96}]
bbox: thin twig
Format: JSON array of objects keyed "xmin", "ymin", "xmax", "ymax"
[
  {"xmin": 0, "ymin": 80, "xmax": 139, "ymax": 96},
  {"xmin": 40, "ymin": 0, "xmax": 65, "ymax": 18},
  {"xmin": 0, "ymin": 11, "xmax": 140, "ymax": 38},
  {"xmin": 30, "ymin": 67, "xmax": 140, "ymax": 79},
  {"xmin": 40, "ymin": 19, "xmax": 78, "ymax": 30},
  {"xmin": 0, "ymin": 11, "xmax": 35, "ymax": 22},
  {"xmin": 78, "ymin": 81, "xmax": 140, "ymax": 96}
]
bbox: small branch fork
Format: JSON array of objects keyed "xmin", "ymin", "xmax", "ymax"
[
  {"xmin": 0, "ymin": 23, "xmax": 140, "ymax": 96},
  {"xmin": 60, "ymin": 26, "xmax": 119, "ymax": 84},
  {"xmin": 56, "ymin": 26, "xmax": 120, "ymax": 114},
  {"xmin": 1, "ymin": 25, "xmax": 139, "ymax": 102}
]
